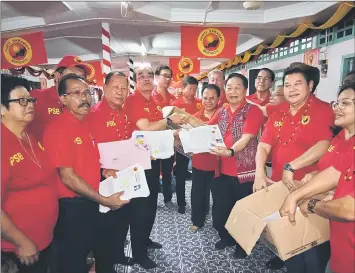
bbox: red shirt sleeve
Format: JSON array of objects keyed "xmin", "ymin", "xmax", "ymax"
[
  {"xmin": 260, "ymin": 115, "xmax": 275, "ymax": 145},
  {"xmin": 123, "ymin": 96, "xmax": 141, "ymax": 127},
  {"xmin": 243, "ymin": 105, "xmax": 264, "ymax": 135},
  {"xmin": 312, "ymin": 104, "xmax": 334, "ymax": 143},
  {"xmin": 266, "ymin": 103, "xmax": 287, "ymax": 117},
  {"xmin": 43, "ymin": 124, "xmax": 74, "ymax": 168}
]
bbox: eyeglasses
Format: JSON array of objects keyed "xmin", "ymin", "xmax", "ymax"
[
  {"xmin": 137, "ymin": 74, "xmax": 154, "ymax": 80},
  {"xmin": 64, "ymin": 90, "xmax": 94, "ymax": 99},
  {"xmin": 159, "ymin": 74, "xmax": 172, "ymax": 80},
  {"xmin": 331, "ymin": 99, "xmax": 355, "ymax": 110},
  {"xmin": 3, "ymin": 97, "xmax": 37, "ymax": 106}
]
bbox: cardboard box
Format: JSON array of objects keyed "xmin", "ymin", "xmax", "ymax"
[{"xmin": 225, "ymin": 182, "xmax": 330, "ymax": 261}]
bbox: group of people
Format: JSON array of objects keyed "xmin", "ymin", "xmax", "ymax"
[{"xmin": 1, "ymin": 54, "xmax": 354, "ymax": 273}]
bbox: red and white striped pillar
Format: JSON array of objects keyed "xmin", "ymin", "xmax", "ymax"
[{"xmin": 101, "ymin": 22, "xmax": 111, "ymax": 78}]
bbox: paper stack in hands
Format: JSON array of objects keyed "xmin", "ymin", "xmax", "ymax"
[
  {"xmin": 179, "ymin": 125, "xmax": 226, "ymax": 154},
  {"xmin": 99, "ymin": 164, "xmax": 150, "ymax": 213}
]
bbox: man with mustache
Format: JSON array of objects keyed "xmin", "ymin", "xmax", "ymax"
[
  {"xmin": 43, "ymin": 74, "xmax": 129, "ymax": 273},
  {"xmin": 28, "ymin": 55, "xmax": 91, "ymax": 142},
  {"xmin": 123, "ymin": 66, "xmax": 188, "ymax": 269}
]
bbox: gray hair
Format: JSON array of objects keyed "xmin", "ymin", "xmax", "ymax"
[{"xmin": 208, "ymin": 69, "xmax": 224, "ymax": 79}]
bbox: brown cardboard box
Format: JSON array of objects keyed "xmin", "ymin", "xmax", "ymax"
[{"xmin": 225, "ymin": 182, "xmax": 330, "ymax": 261}]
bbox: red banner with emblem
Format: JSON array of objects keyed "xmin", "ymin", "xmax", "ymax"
[
  {"xmin": 86, "ymin": 61, "xmax": 104, "ymax": 86},
  {"xmin": 1, "ymin": 32, "xmax": 48, "ymax": 69},
  {"xmin": 180, "ymin": 26, "xmax": 239, "ymax": 59},
  {"xmin": 169, "ymin": 57, "xmax": 200, "ymax": 81}
]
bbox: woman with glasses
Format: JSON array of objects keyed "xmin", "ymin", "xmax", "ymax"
[
  {"xmin": 280, "ymin": 81, "xmax": 355, "ymax": 273},
  {"xmin": 1, "ymin": 74, "xmax": 59, "ymax": 273}
]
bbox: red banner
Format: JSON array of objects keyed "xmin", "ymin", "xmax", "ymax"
[
  {"xmin": 181, "ymin": 26, "xmax": 239, "ymax": 59},
  {"xmin": 86, "ymin": 61, "xmax": 104, "ymax": 86},
  {"xmin": 169, "ymin": 57, "xmax": 200, "ymax": 81},
  {"xmin": 1, "ymin": 32, "xmax": 48, "ymax": 69}
]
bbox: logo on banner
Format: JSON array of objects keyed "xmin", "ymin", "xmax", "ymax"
[
  {"xmin": 178, "ymin": 57, "xmax": 194, "ymax": 74},
  {"xmin": 3, "ymin": 37, "xmax": 33, "ymax": 66},
  {"xmin": 86, "ymin": 63, "xmax": 95, "ymax": 80},
  {"xmin": 197, "ymin": 28, "xmax": 225, "ymax": 57},
  {"xmin": 74, "ymin": 56, "xmax": 84, "ymax": 63}
]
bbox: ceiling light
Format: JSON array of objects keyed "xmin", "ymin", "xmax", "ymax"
[
  {"xmin": 140, "ymin": 43, "xmax": 147, "ymax": 56},
  {"xmin": 243, "ymin": 1, "xmax": 263, "ymax": 10},
  {"xmin": 121, "ymin": 1, "xmax": 129, "ymax": 8}
]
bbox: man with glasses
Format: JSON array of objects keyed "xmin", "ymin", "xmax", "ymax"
[
  {"xmin": 43, "ymin": 74, "xmax": 129, "ymax": 273},
  {"xmin": 28, "ymin": 55, "xmax": 91, "ymax": 142},
  {"xmin": 152, "ymin": 65, "xmax": 177, "ymax": 209},
  {"xmin": 123, "ymin": 66, "xmax": 188, "ymax": 269}
]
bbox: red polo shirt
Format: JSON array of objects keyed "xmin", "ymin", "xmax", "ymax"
[
  {"xmin": 90, "ymin": 98, "xmax": 133, "ymax": 142},
  {"xmin": 246, "ymin": 92, "xmax": 270, "ymax": 106},
  {"xmin": 28, "ymin": 86, "xmax": 63, "ymax": 142},
  {"xmin": 1, "ymin": 124, "xmax": 59, "ymax": 252},
  {"xmin": 330, "ymin": 160, "xmax": 355, "ymax": 273},
  {"xmin": 261, "ymin": 95, "xmax": 334, "ymax": 182},
  {"xmin": 210, "ymin": 101, "xmax": 264, "ymax": 177},
  {"xmin": 43, "ymin": 110, "xmax": 101, "ymax": 199},
  {"xmin": 123, "ymin": 90, "xmax": 163, "ymax": 130},
  {"xmin": 217, "ymin": 91, "xmax": 228, "ymax": 107},
  {"xmin": 317, "ymin": 130, "xmax": 355, "ymax": 173},
  {"xmin": 152, "ymin": 88, "xmax": 176, "ymax": 108},
  {"xmin": 171, "ymin": 97, "xmax": 202, "ymax": 115},
  {"xmin": 191, "ymin": 110, "xmax": 218, "ymax": 171}
]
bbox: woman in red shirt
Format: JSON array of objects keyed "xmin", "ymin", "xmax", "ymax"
[
  {"xmin": 280, "ymin": 82, "xmax": 355, "ymax": 273},
  {"xmin": 190, "ymin": 84, "xmax": 220, "ymax": 233},
  {"xmin": 209, "ymin": 73, "xmax": 265, "ymax": 258},
  {"xmin": 1, "ymin": 74, "xmax": 59, "ymax": 273}
]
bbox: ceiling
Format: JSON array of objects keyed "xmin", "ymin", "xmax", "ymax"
[{"xmin": 1, "ymin": 1, "xmax": 340, "ymax": 75}]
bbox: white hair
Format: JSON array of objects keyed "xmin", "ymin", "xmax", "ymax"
[{"xmin": 208, "ymin": 69, "xmax": 224, "ymax": 79}]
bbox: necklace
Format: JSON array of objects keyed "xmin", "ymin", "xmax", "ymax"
[
  {"xmin": 17, "ymin": 132, "xmax": 42, "ymax": 170},
  {"xmin": 111, "ymin": 112, "xmax": 130, "ymax": 140},
  {"xmin": 277, "ymin": 99, "xmax": 312, "ymax": 145}
]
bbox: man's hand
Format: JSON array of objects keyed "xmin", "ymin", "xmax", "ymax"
[
  {"xmin": 16, "ymin": 238, "xmax": 39, "ymax": 266},
  {"xmin": 104, "ymin": 191, "xmax": 130, "ymax": 210},
  {"xmin": 282, "ymin": 170, "xmax": 297, "ymax": 192},
  {"xmin": 279, "ymin": 193, "xmax": 299, "ymax": 225},
  {"xmin": 301, "ymin": 172, "xmax": 317, "ymax": 185},
  {"xmin": 298, "ymin": 199, "xmax": 313, "ymax": 218},
  {"xmin": 209, "ymin": 146, "xmax": 231, "ymax": 157},
  {"xmin": 102, "ymin": 169, "xmax": 118, "ymax": 179},
  {"xmin": 173, "ymin": 129, "xmax": 181, "ymax": 140},
  {"xmin": 170, "ymin": 113, "xmax": 189, "ymax": 126},
  {"xmin": 253, "ymin": 171, "xmax": 275, "ymax": 192}
]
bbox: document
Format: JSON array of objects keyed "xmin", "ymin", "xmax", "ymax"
[
  {"xmin": 99, "ymin": 164, "xmax": 150, "ymax": 213},
  {"xmin": 98, "ymin": 138, "xmax": 151, "ymax": 170},
  {"xmin": 178, "ymin": 125, "xmax": 226, "ymax": 154},
  {"xmin": 132, "ymin": 130, "xmax": 175, "ymax": 159}
]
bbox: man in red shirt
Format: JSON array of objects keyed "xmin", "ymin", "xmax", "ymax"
[
  {"xmin": 43, "ymin": 74, "xmax": 129, "ymax": 273},
  {"xmin": 246, "ymin": 68, "xmax": 275, "ymax": 106},
  {"xmin": 123, "ymin": 66, "xmax": 187, "ymax": 269},
  {"xmin": 28, "ymin": 55, "xmax": 92, "ymax": 142},
  {"xmin": 152, "ymin": 65, "xmax": 177, "ymax": 209},
  {"xmin": 171, "ymin": 76, "xmax": 202, "ymax": 214},
  {"xmin": 208, "ymin": 69, "xmax": 227, "ymax": 105}
]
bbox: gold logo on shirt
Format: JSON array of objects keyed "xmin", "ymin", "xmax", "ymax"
[
  {"xmin": 157, "ymin": 106, "xmax": 162, "ymax": 112},
  {"xmin": 327, "ymin": 145, "xmax": 335, "ymax": 152},
  {"xmin": 10, "ymin": 152, "xmax": 24, "ymax": 166},
  {"xmin": 144, "ymin": 108, "xmax": 150, "ymax": 113},
  {"xmin": 196, "ymin": 103, "xmax": 202, "ymax": 109},
  {"xmin": 74, "ymin": 137, "xmax": 82, "ymax": 144},
  {"xmin": 38, "ymin": 141, "xmax": 45, "ymax": 151},
  {"xmin": 106, "ymin": 121, "xmax": 117, "ymax": 127},
  {"xmin": 301, "ymin": 115, "xmax": 310, "ymax": 125},
  {"xmin": 48, "ymin": 108, "xmax": 60, "ymax": 115},
  {"xmin": 274, "ymin": 121, "xmax": 283, "ymax": 127}
]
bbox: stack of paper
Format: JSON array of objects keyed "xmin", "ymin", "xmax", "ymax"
[
  {"xmin": 132, "ymin": 130, "xmax": 175, "ymax": 159},
  {"xmin": 99, "ymin": 164, "xmax": 150, "ymax": 213},
  {"xmin": 179, "ymin": 125, "xmax": 226, "ymax": 154}
]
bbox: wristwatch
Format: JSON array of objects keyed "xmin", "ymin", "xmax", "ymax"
[
  {"xmin": 228, "ymin": 148, "xmax": 235, "ymax": 157},
  {"xmin": 283, "ymin": 163, "xmax": 295, "ymax": 173},
  {"xmin": 307, "ymin": 199, "xmax": 320, "ymax": 213}
]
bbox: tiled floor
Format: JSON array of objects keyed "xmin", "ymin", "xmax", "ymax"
[{"xmin": 114, "ymin": 180, "xmax": 287, "ymax": 273}]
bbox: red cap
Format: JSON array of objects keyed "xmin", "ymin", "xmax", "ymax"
[{"xmin": 56, "ymin": 56, "xmax": 92, "ymax": 75}]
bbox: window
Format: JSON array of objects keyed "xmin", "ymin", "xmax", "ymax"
[
  {"xmin": 274, "ymin": 70, "xmax": 285, "ymax": 89},
  {"xmin": 341, "ymin": 54, "xmax": 355, "ymax": 83},
  {"xmin": 289, "ymin": 40, "xmax": 300, "ymax": 54},
  {"xmin": 271, "ymin": 48, "xmax": 279, "ymax": 60},
  {"xmin": 336, "ymin": 19, "xmax": 354, "ymax": 40},
  {"xmin": 300, "ymin": 37, "xmax": 312, "ymax": 50},
  {"xmin": 318, "ymin": 27, "xmax": 334, "ymax": 46},
  {"xmin": 279, "ymin": 47, "xmax": 288, "ymax": 57}
]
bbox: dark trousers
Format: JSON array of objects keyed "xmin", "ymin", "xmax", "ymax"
[
  {"xmin": 175, "ymin": 152, "xmax": 190, "ymax": 208},
  {"xmin": 130, "ymin": 159, "xmax": 160, "ymax": 260},
  {"xmin": 1, "ymin": 245, "xmax": 51, "ymax": 273},
  {"xmin": 52, "ymin": 198, "xmax": 101, "ymax": 273},
  {"xmin": 285, "ymin": 241, "xmax": 330, "ymax": 273},
  {"xmin": 211, "ymin": 174, "xmax": 253, "ymax": 243},
  {"xmin": 161, "ymin": 155, "xmax": 175, "ymax": 203},
  {"xmin": 191, "ymin": 167, "xmax": 213, "ymax": 227}
]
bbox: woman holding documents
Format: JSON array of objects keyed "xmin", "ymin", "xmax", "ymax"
[
  {"xmin": 209, "ymin": 73, "xmax": 264, "ymax": 258},
  {"xmin": 253, "ymin": 65, "xmax": 334, "ymax": 273},
  {"xmin": 280, "ymin": 81, "xmax": 355, "ymax": 273},
  {"xmin": 189, "ymin": 84, "xmax": 220, "ymax": 232},
  {"xmin": 1, "ymin": 74, "xmax": 58, "ymax": 273}
]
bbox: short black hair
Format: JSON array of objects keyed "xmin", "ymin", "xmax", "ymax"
[
  {"xmin": 155, "ymin": 65, "xmax": 173, "ymax": 76},
  {"xmin": 259, "ymin": 68, "xmax": 275, "ymax": 81},
  {"xmin": 225, "ymin": 73, "xmax": 248, "ymax": 89},
  {"xmin": 55, "ymin": 66, "xmax": 87, "ymax": 77},
  {"xmin": 133, "ymin": 67, "xmax": 154, "ymax": 83},
  {"xmin": 1, "ymin": 74, "xmax": 31, "ymax": 109},
  {"xmin": 282, "ymin": 66, "xmax": 317, "ymax": 93},
  {"xmin": 338, "ymin": 81, "xmax": 355, "ymax": 96},
  {"xmin": 58, "ymin": 74, "xmax": 87, "ymax": 96},
  {"xmin": 105, "ymin": 71, "xmax": 128, "ymax": 85},
  {"xmin": 346, "ymin": 70, "xmax": 355, "ymax": 78},
  {"xmin": 343, "ymin": 70, "xmax": 355, "ymax": 85},
  {"xmin": 288, "ymin": 62, "xmax": 320, "ymax": 93},
  {"xmin": 182, "ymin": 76, "xmax": 198, "ymax": 88},
  {"xmin": 202, "ymin": 84, "xmax": 221, "ymax": 97}
]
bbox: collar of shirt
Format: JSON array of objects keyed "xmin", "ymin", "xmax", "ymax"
[
  {"xmin": 250, "ymin": 92, "xmax": 270, "ymax": 105},
  {"xmin": 133, "ymin": 89, "xmax": 154, "ymax": 103},
  {"xmin": 283, "ymin": 94, "xmax": 314, "ymax": 120},
  {"xmin": 227, "ymin": 99, "xmax": 247, "ymax": 118},
  {"xmin": 61, "ymin": 108, "xmax": 90, "ymax": 128},
  {"xmin": 152, "ymin": 88, "xmax": 175, "ymax": 103}
]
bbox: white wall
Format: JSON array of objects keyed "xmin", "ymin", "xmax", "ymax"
[{"xmin": 234, "ymin": 38, "xmax": 355, "ymax": 103}]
